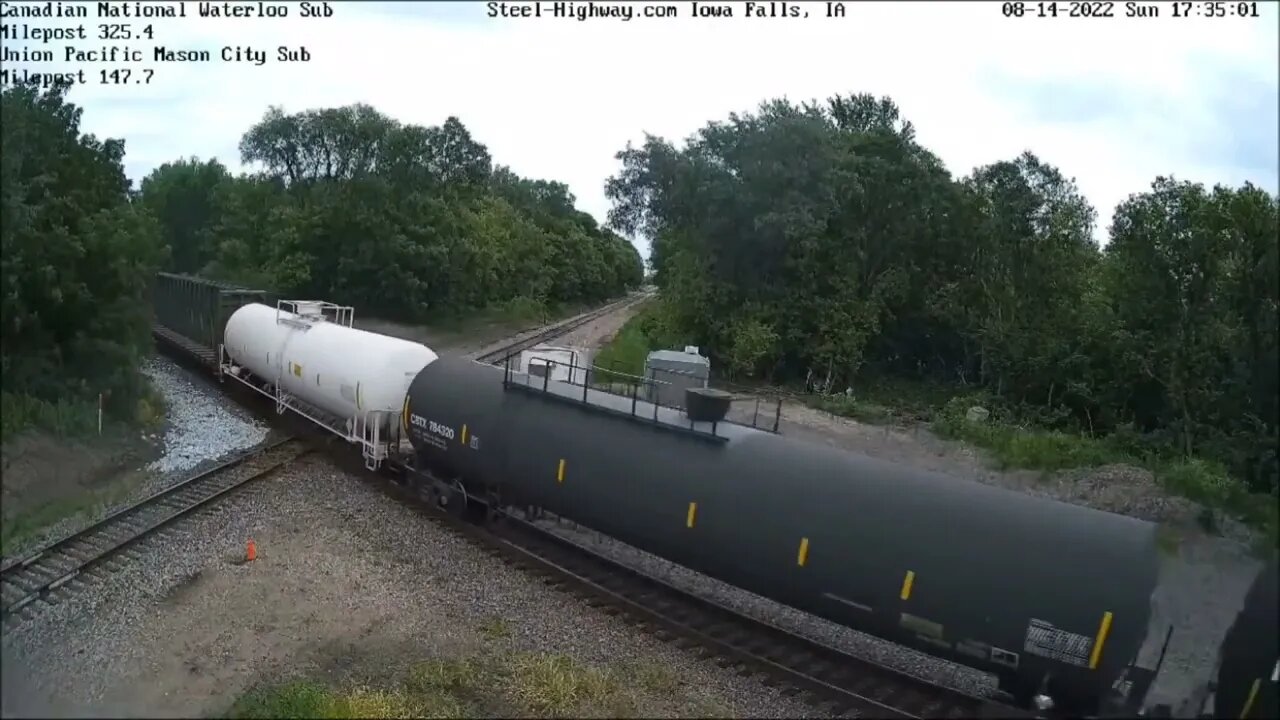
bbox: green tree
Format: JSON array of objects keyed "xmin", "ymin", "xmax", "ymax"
[
  {"xmin": 1106, "ymin": 179, "xmax": 1278, "ymax": 489},
  {"xmin": 139, "ymin": 157, "xmax": 231, "ymax": 273},
  {"xmin": 208, "ymin": 104, "xmax": 640, "ymax": 320},
  {"xmin": 948, "ymin": 152, "xmax": 1102, "ymax": 414},
  {"xmin": 1, "ymin": 81, "xmax": 165, "ymax": 428},
  {"xmin": 604, "ymin": 90, "xmax": 1276, "ymax": 504}
]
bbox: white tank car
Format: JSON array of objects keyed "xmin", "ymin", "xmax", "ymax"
[{"xmin": 222, "ymin": 301, "xmax": 438, "ymax": 466}]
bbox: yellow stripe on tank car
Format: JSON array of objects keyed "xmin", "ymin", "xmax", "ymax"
[
  {"xmin": 796, "ymin": 537, "xmax": 810, "ymax": 567},
  {"xmin": 557, "ymin": 458, "xmax": 566, "ymax": 483},
  {"xmin": 462, "ymin": 424, "xmax": 468, "ymax": 445},
  {"xmin": 402, "ymin": 395, "xmax": 410, "ymax": 433},
  {"xmin": 686, "ymin": 502, "xmax": 698, "ymax": 528},
  {"xmin": 899, "ymin": 571, "xmax": 915, "ymax": 600},
  {"xmin": 1239, "ymin": 678, "xmax": 1261, "ymax": 719},
  {"xmin": 1087, "ymin": 611, "xmax": 1114, "ymax": 670}
]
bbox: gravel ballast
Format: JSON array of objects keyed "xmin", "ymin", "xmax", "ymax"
[
  {"xmin": 142, "ymin": 356, "xmax": 269, "ymax": 475},
  {"xmin": 0, "ymin": 457, "xmax": 823, "ymax": 719}
]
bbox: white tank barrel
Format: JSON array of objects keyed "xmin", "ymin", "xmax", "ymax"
[{"xmin": 224, "ymin": 303, "xmax": 438, "ymax": 430}]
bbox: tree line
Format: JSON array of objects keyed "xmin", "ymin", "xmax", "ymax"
[
  {"xmin": 606, "ymin": 94, "xmax": 1278, "ymax": 500},
  {"xmin": 1, "ymin": 81, "xmax": 642, "ymax": 437},
  {"xmin": 142, "ymin": 104, "xmax": 643, "ymax": 320}
]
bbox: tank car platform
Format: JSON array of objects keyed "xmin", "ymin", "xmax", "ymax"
[{"xmin": 501, "ymin": 353, "xmax": 782, "ymax": 442}]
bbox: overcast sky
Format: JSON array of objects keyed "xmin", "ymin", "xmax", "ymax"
[{"xmin": 7, "ymin": 0, "xmax": 1278, "ymax": 256}]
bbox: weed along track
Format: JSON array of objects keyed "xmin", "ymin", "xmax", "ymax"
[{"xmin": 0, "ymin": 437, "xmax": 310, "ymax": 624}]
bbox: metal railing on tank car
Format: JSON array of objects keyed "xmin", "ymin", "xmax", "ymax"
[
  {"xmin": 500, "ymin": 353, "xmax": 784, "ymax": 436},
  {"xmin": 595, "ymin": 358, "xmax": 785, "ymax": 434}
]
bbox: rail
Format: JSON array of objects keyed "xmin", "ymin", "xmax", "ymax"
[
  {"xmin": 473, "ymin": 292, "xmax": 650, "ymax": 365},
  {"xmin": 1, "ymin": 437, "xmax": 309, "ymax": 621}
]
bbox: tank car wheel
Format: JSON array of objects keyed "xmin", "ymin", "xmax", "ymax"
[
  {"xmin": 415, "ymin": 477, "xmax": 445, "ymax": 509},
  {"xmin": 415, "ymin": 479, "xmax": 435, "ymax": 505},
  {"xmin": 480, "ymin": 492, "xmax": 505, "ymax": 526},
  {"xmin": 428, "ymin": 477, "xmax": 470, "ymax": 520}
]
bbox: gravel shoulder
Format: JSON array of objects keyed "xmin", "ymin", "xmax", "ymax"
[{"xmin": 0, "ymin": 457, "xmax": 819, "ymax": 719}]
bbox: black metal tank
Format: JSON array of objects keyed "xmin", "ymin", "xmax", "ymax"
[
  {"xmin": 1212, "ymin": 559, "xmax": 1278, "ymax": 719},
  {"xmin": 403, "ymin": 355, "xmax": 1162, "ymax": 712}
]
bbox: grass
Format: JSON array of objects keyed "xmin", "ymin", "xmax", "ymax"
[
  {"xmin": 1, "ymin": 380, "xmax": 165, "ymax": 556},
  {"xmin": 801, "ymin": 374, "xmax": 956, "ymax": 427},
  {"xmin": 0, "ymin": 392, "xmax": 101, "ymax": 442},
  {"xmin": 226, "ymin": 650, "xmax": 690, "ymax": 720},
  {"xmin": 592, "ymin": 308, "xmax": 656, "ymax": 378},
  {"xmin": 476, "ymin": 615, "xmax": 512, "ymax": 640},
  {"xmin": 2, "ymin": 379, "xmax": 166, "ymax": 442},
  {"xmin": 0, "ymin": 467, "xmax": 154, "ymax": 557},
  {"xmin": 505, "ymin": 653, "xmax": 633, "ymax": 717}
]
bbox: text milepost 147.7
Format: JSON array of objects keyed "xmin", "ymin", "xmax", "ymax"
[{"xmin": 1001, "ymin": 1, "xmax": 1262, "ymax": 18}]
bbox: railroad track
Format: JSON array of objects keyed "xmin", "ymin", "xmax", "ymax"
[
  {"xmin": 473, "ymin": 290, "xmax": 651, "ymax": 364},
  {"xmin": 485, "ymin": 511, "xmax": 1031, "ymax": 720},
  {"xmin": 0, "ymin": 436, "xmax": 310, "ymax": 622},
  {"xmin": 369, "ymin": 451, "xmax": 1031, "ymax": 720}
]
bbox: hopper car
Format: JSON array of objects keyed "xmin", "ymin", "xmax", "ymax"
[
  {"xmin": 147, "ymin": 278, "xmax": 1275, "ymax": 718},
  {"xmin": 151, "ymin": 272, "xmax": 271, "ymax": 366}
]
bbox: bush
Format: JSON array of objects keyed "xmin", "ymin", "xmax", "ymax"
[
  {"xmin": 809, "ymin": 394, "xmax": 894, "ymax": 425},
  {"xmin": 0, "ymin": 392, "xmax": 99, "ymax": 441}
]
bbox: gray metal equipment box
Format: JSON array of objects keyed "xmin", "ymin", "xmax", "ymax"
[{"xmin": 644, "ymin": 346, "xmax": 710, "ymax": 409}]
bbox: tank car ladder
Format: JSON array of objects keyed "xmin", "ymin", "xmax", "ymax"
[
  {"xmin": 272, "ymin": 299, "xmax": 390, "ymax": 470},
  {"xmin": 265, "ymin": 383, "xmax": 394, "ymax": 471}
]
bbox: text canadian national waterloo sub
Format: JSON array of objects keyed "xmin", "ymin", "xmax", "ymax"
[{"xmin": 0, "ymin": 1, "xmax": 333, "ymax": 18}]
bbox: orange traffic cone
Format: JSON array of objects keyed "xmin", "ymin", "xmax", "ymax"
[{"xmin": 246, "ymin": 538, "xmax": 257, "ymax": 562}]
